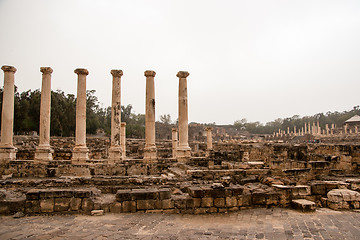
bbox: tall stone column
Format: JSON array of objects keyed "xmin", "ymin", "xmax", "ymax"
[
  {"xmin": 317, "ymin": 121, "xmax": 321, "ymax": 135},
  {"xmin": 304, "ymin": 123, "xmax": 307, "ymax": 134},
  {"xmin": 205, "ymin": 127, "xmax": 213, "ymax": 150},
  {"xmin": 121, "ymin": 122, "xmax": 126, "ymax": 159},
  {"xmin": 176, "ymin": 71, "xmax": 191, "ymax": 160},
  {"xmin": 34, "ymin": 67, "xmax": 54, "ymax": 164},
  {"xmin": 293, "ymin": 126, "xmax": 297, "ymax": 136},
  {"xmin": 108, "ymin": 70, "xmax": 123, "ymax": 164},
  {"xmin": 72, "ymin": 68, "xmax": 89, "ymax": 163},
  {"xmin": 355, "ymin": 126, "xmax": 358, "ymax": 134},
  {"xmin": 308, "ymin": 122, "xmax": 311, "ymax": 135},
  {"xmin": 172, "ymin": 128, "xmax": 178, "ymax": 158},
  {"xmin": 143, "ymin": 70, "xmax": 157, "ymax": 162},
  {"xmin": 0, "ymin": 66, "xmax": 17, "ymax": 162}
]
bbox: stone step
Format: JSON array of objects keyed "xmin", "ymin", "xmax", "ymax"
[{"xmin": 291, "ymin": 199, "xmax": 316, "ymax": 212}]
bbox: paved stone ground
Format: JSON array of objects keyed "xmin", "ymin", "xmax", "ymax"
[{"xmin": 0, "ymin": 208, "xmax": 360, "ymax": 240}]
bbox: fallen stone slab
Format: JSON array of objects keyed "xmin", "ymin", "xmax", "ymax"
[
  {"xmin": 91, "ymin": 210, "xmax": 104, "ymax": 216},
  {"xmin": 291, "ymin": 199, "xmax": 316, "ymax": 212}
]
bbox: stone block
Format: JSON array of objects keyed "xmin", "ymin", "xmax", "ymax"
[
  {"xmin": 40, "ymin": 199, "xmax": 54, "ymax": 213},
  {"xmin": 74, "ymin": 189, "xmax": 92, "ymax": 198},
  {"xmin": 225, "ymin": 197, "xmax": 237, "ymax": 207},
  {"xmin": 209, "ymin": 188, "xmax": 226, "ymax": 198},
  {"xmin": 159, "ymin": 188, "xmax": 171, "ymax": 200},
  {"xmin": 201, "ymin": 186, "xmax": 213, "ymax": 197},
  {"xmin": 54, "ymin": 198, "xmax": 70, "ymax": 212},
  {"xmin": 291, "ymin": 185, "xmax": 311, "ymax": 198},
  {"xmin": 351, "ymin": 201, "xmax": 360, "ymax": 209},
  {"xmin": 69, "ymin": 198, "xmax": 82, "ymax": 211},
  {"xmin": 194, "ymin": 208, "xmax": 207, "ymax": 214},
  {"xmin": 146, "ymin": 209, "xmax": 163, "ymax": 213},
  {"xmin": 208, "ymin": 207, "xmax": 218, "ymax": 213},
  {"xmin": 109, "ymin": 202, "xmax": 122, "ymax": 213},
  {"xmin": 291, "ymin": 199, "xmax": 316, "ymax": 212},
  {"xmin": 186, "ymin": 198, "xmax": 201, "ymax": 208},
  {"xmin": 228, "ymin": 207, "xmax": 239, "ymax": 212},
  {"xmin": 230, "ymin": 185, "xmax": 244, "ymax": 196},
  {"xmin": 188, "ymin": 186, "xmax": 204, "ymax": 198},
  {"xmin": 310, "ymin": 182, "xmax": 326, "ymax": 195},
  {"xmin": 137, "ymin": 200, "xmax": 155, "ymax": 210},
  {"xmin": 161, "ymin": 199, "xmax": 174, "ymax": 209},
  {"xmin": 173, "ymin": 196, "xmax": 187, "ymax": 209},
  {"xmin": 116, "ymin": 190, "xmax": 132, "ymax": 202},
  {"xmin": 252, "ymin": 192, "xmax": 267, "ymax": 205},
  {"xmin": 163, "ymin": 209, "xmax": 179, "ymax": 214},
  {"xmin": 25, "ymin": 200, "xmax": 40, "ymax": 214},
  {"xmin": 237, "ymin": 194, "xmax": 252, "ymax": 207},
  {"xmin": 81, "ymin": 198, "xmax": 94, "ymax": 213},
  {"xmin": 91, "ymin": 210, "xmax": 104, "ymax": 216},
  {"xmin": 218, "ymin": 208, "xmax": 227, "ymax": 213},
  {"xmin": 214, "ymin": 198, "xmax": 225, "ymax": 208},
  {"xmin": 132, "ymin": 189, "xmax": 158, "ymax": 200},
  {"xmin": 266, "ymin": 192, "xmax": 279, "ymax": 205},
  {"xmin": 122, "ymin": 201, "xmax": 136, "ymax": 213},
  {"xmin": 26, "ymin": 189, "xmax": 40, "ymax": 200},
  {"xmin": 327, "ymin": 189, "xmax": 360, "ymax": 203},
  {"xmin": 201, "ymin": 197, "xmax": 213, "ymax": 208}
]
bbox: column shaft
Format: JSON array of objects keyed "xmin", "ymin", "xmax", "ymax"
[
  {"xmin": 0, "ymin": 66, "xmax": 17, "ymax": 162},
  {"xmin": 108, "ymin": 70, "xmax": 123, "ymax": 163},
  {"xmin": 35, "ymin": 67, "xmax": 54, "ymax": 163},
  {"xmin": 172, "ymin": 128, "xmax": 178, "ymax": 158},
  {"xmin": 72, "ymin": 68, "xmax": 89, "ymax": 163},
  {"xmin": 144, "ymin": 70, "xmax": 157, "ymax": 161},
  {"xmin": 121, "ymin": 122, "xmax": 126, "ymax": 159},
  {"xmin": 176, "ymin": 71, "xmax": 191, "ymax": 160}
]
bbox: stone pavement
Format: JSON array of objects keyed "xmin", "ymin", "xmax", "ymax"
[{"xmin": 0, "ymin": 208, "xmax": 359, "ymax": 240}]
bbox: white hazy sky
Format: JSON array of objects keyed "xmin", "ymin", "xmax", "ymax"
[{"xmin": 0, "ymin": 0, "xmax": 359, "ymax": 125}]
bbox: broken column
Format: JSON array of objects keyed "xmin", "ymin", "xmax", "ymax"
[
  {"xmin": 143, "ymin": 70, "xmax": 157, "ymax": 162},
  {"xmin": 176, "ymin": 71, "xmax": 191, "ymax": 160},
  {"xmin": 172, "ymin": 128, "xmax": 178, "ymax": 158},
  {"xmin": 72, "ymin": 68, "xmax": 90, "ymax": 163},
  {"xmin": 121, "ymin": 122, "xmax": 126, "ymax": 159},
  {"xmin": 34, "ymin": 67, "xmax": 54, "ymax": 164},
  {"xmin": 0, "ymin": 66, "xmax": 17, "ymax": 162},
  {"xmin": 108, "ymin": 70, "xmax": 123, "ymax": 164},
  {"xmin": 205, "ymin": 127, "xmax": 213, "ymax": 151}
]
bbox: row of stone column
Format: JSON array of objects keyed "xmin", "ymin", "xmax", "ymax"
[{"xmin": 0, "ymin": 66, "xmax": 193, "ymax": 164}]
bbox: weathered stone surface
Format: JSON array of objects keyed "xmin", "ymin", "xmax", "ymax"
[
  {"xmin": 40, "ymin": 199, "xmax": 54, "ymax": 213},
  {"xmin": 214, "ymin": 198, "xmax": 225, "ymax": 207},
  {"xmin": 122, "ymin": 201, "xmax": 136, "ymax": 213},
  {"xmin": 91, "ymin": 210, "xmax": 104, "ymax": 216},
  {"xmin": 69, "ymin": 198, "xmax": 82, "ymax": 211},
  {"xmin": 81, "ymin": 198, "xmax": 94, "ymax": 213},
  {"xmin": 201, "ymin": 197, "xmax": 213, "ymax": 208},
  {"xmin": 115, "ymin": 190, "xmax": 132, "ymax": 202},
  {"xmin": 54, "ymin": 198, "xmax": 70, "ymax": 212},
  {"xmin": 327, "ymin": 189, "xmax": 360, "ymax": 202},
  {"xmin": 291, "ymin": 199, "xmax": 316, "ymax": 212}
]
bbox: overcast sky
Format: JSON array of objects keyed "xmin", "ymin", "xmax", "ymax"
[{"xmin": 0, "ymin": 0, "xmax": 359, "ymax": 125}]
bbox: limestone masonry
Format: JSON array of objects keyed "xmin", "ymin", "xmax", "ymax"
[{"xmin": 0, "ymin": 65, "xmax": 359, "ymax": 216}]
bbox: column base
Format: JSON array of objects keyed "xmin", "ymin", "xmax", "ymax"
[
  {"xmin": 72, "ymin": 146, "xmax": 89, "ymax": 164},
  {"xmin": 176, "ymin": 146, "xmax": 191, "ymax": 162},
  {"xmin": 0, "ymin": 146, "xmax": 17, "ymax": 163},
  {"xmin": 143, "ymin": 146, "xmax": 157, "ymax": 163},
  {"xmin": 34, "ymin": 145, "xmax": 54, "ymax": 164},
  {"xmin": 108, "ymin": 146, "xmax": 123, "ymax": 164}
]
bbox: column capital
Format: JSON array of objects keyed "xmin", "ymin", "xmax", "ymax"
[
  {"xmin": 205, "ymin": 127, "xmax": 213, "ymax": 131},
  {"xmin": 40, "ymin": 67, "xmax": 53, "ymax": 74},
  {"xmin": 1, "ymin": 65, "xmax": 16, "ymax": 73},
  {"xmin": 144, "ymin": 70, "xmax": 156, "ymax": 77},
  {"xmin": 74, "ymin": 68, "xmax": 89, "ymax": 75},
  {"xmin": 121, "ymin": 122, "xmax": 127, "ymax": 127},
  {"xmin": 111, "ymin": 69, "xmax": 123, "ymax": 78},
  {"xmin": 176, "ymin": 71, "xmax": 189, "ymax": 78},
  {"xmin": 172, "ymin": 128, "xmax": 178, "ymax": 132}
]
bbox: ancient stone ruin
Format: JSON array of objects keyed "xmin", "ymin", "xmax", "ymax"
[{"xmin": 0, "ymin": 65, "xmax": 359, "ymax": 216}]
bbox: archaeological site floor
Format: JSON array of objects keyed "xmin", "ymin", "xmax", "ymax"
[{"xmin": 0, "ymin": 208, "xmax": 359, "ymax": 240}]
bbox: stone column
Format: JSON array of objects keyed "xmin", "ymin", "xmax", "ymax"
[
  {"xmin": 325, "ymin": 124, "xmax": 329, "ymax": 135},
  {"xmin": 293, "ymin": 126, "xmax": 296, "ymax": 136},
  {"xmin": 121, "ymin": 122, "xmax": 126, "ymax": 159},
  {"xmin": 304, "ymin": 123, "xmax": 307, "ymax": 134},
  {"xmin": 34, "ymin": 67, "xmax": 54, "ymax": 164},
  {"xmin": 355, "ymin": 126, "xmax": 358, "ymax": 134},
  {"xmin": 143, "ymin": 70, "xmax": 157, "ymax": 162},
  {"xmin": 308, "ymin": 122, "xmax": 311, "ymax": 135},
  {"xmin": 344, "ymin": 124, "xmax": 348, "ymax": 135},
  {"xmin": 172, "ymin": 128, "xmax": 178, "ymax": 158},
  {"xmin": 0, "ymin": 66, "xmax": 17, "ymax": 162},
  {"xmin": 72, "ymin": 68, "xmax": 89, "ymax": 163},
  {"xmin": 317, "ymin": 121, "xmax": 321, "ymax": 135},
  {"xmin": 205, "ymin": 127, "xmax": 213, "ymax": 151},
  {"xmin": 108, "ymin": 70, "xmax": 123, "ymax": 163},
  {"xmin": 176, "ymin": 71, "xmax": 191, "ymax": 160}
]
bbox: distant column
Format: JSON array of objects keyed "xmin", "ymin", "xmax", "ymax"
[
  {"xmin": 72, "ymin": 68, "xmax": 89, "ymax": 163},
  {"xmin": 355, "ymin": 126, "xmax": 358, "ymax": 134},
  {"xmin": 121, "ymin": 122, "xmax": 126, "ymax": 159},
  {"xmin": 325, "ymin": 124, "xmax": 329, "ymax": 135},
  {"xmin": 172, "ymin": 128, "xmax": 178, "ymax": 158},
  {"xmin": 308, "ymin": 122, "xmax": 311, "ymax": 135},
  {"xmin": 293, "ymin": 126, "xmax": 297, "ymax": 136},
  {"xmin": 205, "ymin": 127, "xmax": 213, "ymax": 151},
  {"xmin": 34, "ymin": 67, "xmax": 54, "ymax": 164},
  {"xmin": 344, "ymin": 124, "xmax": 348, "ymax": 135},
  {"xmin": 143, "ymin": 70, "xmax": 157, "ymax": 162},
  {"xmin": 176, "ymin": 71, "xmax": 191, "ymax": 160},
  {"xmin": 0, "ymin": 66, "xmax": 17, "ymax": 162},
  {"xmin": 317, "ymin": 121, "xmax": 321, "ymax": 135},
  {"xmin": 301, "ymin": 127, "xmax": 304, "ymax": 136},
  {"xmin": 108, "ymin": 69, "xmax": 123, "ymax": 164},
  {"xmin": 304, "ymin": 123, "xmax": 307, "ymax": 134}
]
